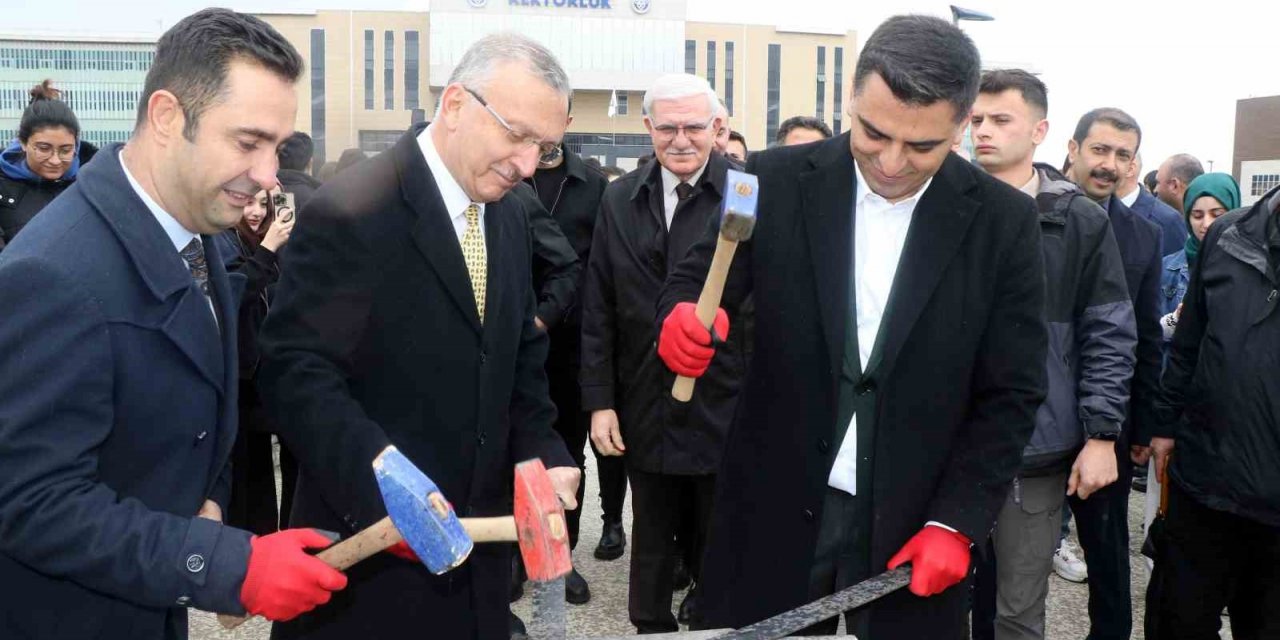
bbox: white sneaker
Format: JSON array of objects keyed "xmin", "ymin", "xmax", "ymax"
[{"xmin": 1053, "ymin": 540, "xmax": 1088, "ymax": 583}]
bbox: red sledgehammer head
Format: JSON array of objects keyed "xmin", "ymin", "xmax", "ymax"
[{"xmin": 513, "ymin": 459, "xmax": 572, "ymax": 582}]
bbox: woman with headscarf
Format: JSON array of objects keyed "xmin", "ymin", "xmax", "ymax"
[
  {"xmin": 0, "ymin": 80, "xmax": 83, "ymax": 251},
  {"xmin": 1160, "ymin": 173, "xmax": 1241, "ymax": 340},
  {"xmin": 213, "ymin": 186, "xmax": 297, "ymax": 534}
]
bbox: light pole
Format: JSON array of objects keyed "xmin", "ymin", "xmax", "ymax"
[
  {"xmin": 951, "ymin": 5, "xmax": 995, "ymax": 26},
  {"xmin": 950, "ymin": 6, "xmax": 994, "ymax": 161}
]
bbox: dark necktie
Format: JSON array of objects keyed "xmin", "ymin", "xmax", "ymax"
[
  {"xmin": 676, "ymin": 181, "xmax": 695, "ymax": 202},
  {"xmin": 180, "ymin": 237, "xmax": 209, "ymax": 296}
]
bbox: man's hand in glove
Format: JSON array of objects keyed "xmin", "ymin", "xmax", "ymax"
[
  {"xmin": 886, "ymin": 525, "xmax": 971, "ymax": 597},
  {"xmin": 658, "ymin": 301, "xmax": 729, "ymax": 378}
]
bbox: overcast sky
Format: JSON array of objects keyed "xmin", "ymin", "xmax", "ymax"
[{"xmin": 8, "ymin": 0, "xmax": 1280, "ymax": 173}]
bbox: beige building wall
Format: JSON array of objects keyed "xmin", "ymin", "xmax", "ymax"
[
  {"xmin": 685, "ymin": 23, "xmax": 857, "ymax": 152},
  {"xmin": 258, "ymin": 11, "xmax": 431, "ymax": 164},
  {"xmin": 259, "ymin": 10, "xmax": 855, "ymax": 166}
]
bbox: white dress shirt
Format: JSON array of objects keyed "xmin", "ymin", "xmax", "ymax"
[
  {"xmin": 827, "ymin": 161, "xmax": 932, "ymax": 496},
  {"xmin": 418, "ymin": 124, "xmax": 485, "ymax": 244},
  {"xmin": 660, "ymin": 162, "xmax": 707, "ymax": 229},
  {"xmin": 1119, "ymin": 184, "xmax": 1141, "ymax": 208},
  {"xmin": 121, "ymin": 156, "xmax": 217, "ymax": 324}
]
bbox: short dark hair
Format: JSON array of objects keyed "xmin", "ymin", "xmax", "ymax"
[
  {"xmin": 776, "ymin": 116, "xmax": 832, "ymax": 144},
  {"xmin": 277, "ymin": 132, "xmax": 314, "ymax": 171},
  {"xmin": 19, "ymin": 80, "xmax": 80, "ymax": 143},
  {"xmin": 979, "ymin": 69, "xmax": 1047, "ymax": 117},
  {"xmin": 600, "ymin": 165, "xmax": 626, "ymax": 178},
  {"xmin": 854, "ymin": 15, "xmax": 981, "ymax": 124},
  {"xmin": 1143, "ymin": 170, "xmax": 1159, "ymax": 192},
  {"xmin": 1071, "ymin": 107, "xmax": 1142, "ymax": 150},
  {"xmin": 137, "ymin": 8, "xmax": 303, "ymax": 141},
  {"xmin": 728, "ymin": 130, "xmax": 748, "ymax": 152},
  {"xmin": 1164, "ymin": 153, "xmax": 1204, "ymax": 184}
]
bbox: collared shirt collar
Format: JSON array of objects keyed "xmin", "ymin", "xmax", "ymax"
[
  {"xmin": 120, "ymin": 156, "xmax": 197, "ymax": 253},
  {"xmin": 661, "ymin": 161, "xmax": 708, "ymax": 200},
  {"xmin": 417, "ymin": 123, "xmax": 484, "ymax": 220},
  {"xmin": 852, "ymin": 159, "xmax": 932, "ymax": 210},
  {"xmin": 1119, "ymin": 184, "xmax": 1141, "ymax": 208},
  {"xmin": 1020, "ymin": 171, "xmax": 1041, "ymax": 198}
]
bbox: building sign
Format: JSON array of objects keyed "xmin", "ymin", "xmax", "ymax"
[{"xmin": 506, "ymin": 0, "xmax": 614, "ymax": 9}]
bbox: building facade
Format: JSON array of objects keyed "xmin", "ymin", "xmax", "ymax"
[
  {"xmin": 256, "ymin": 4, "xmax": 857, "ymax": 169},
  {"xmin": 0, "ymin": 33, "xmax": 154, "ymax": 149},
  {"xmin": 1233, "ymin": 95, "xmax": 1280, "ymax": 207}
]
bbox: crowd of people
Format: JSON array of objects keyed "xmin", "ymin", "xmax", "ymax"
[{"xmin": 0, "ymin": 7, "xmax": 1276, "ymax": 640}]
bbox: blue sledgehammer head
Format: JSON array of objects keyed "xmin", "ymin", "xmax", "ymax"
[{"xmin": 373, "ymin": 446, "xmax": 473, "ymax": 574}]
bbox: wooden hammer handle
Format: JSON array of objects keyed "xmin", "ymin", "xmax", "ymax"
[
  {"xmin": 673, "ymin": 236, "xmax": 740, "ymax": 402},
  {"xmin": 462, "ymin": 516, "xmax": 518, "ymax": 543},
  {"xmin": 217, "ymin": 518, "xmax": 402, "ymax": 630}
]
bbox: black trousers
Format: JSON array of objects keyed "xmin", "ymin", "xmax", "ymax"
[
  {"xmin": 595, "ymin": 448, "xmax": 627, "ymax": 523},
  {"xmin": 799, "ymin": 488, "xmax": 874, "ymax": 636},
  {"xmin": 1148, "ymin": 481, "xmax": 1280, "ymax": 640},
  {"xmin": 627, "ymin": 468, "xmax": 715, "ymax": 633},
  {"xmin": 546, "ymin": 342, "xmax": 588, "ymax": 549},
  {"xmin": 1066, "ymin": 448, "xmax": 1133, "ymax": 640},
  {"xmin": 228, "ymin": 380, "xmax": 297, "ymax": 535}
]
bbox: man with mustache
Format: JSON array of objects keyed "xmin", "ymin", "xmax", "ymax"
[
  {"xmin": 255, "ymin": 33, "xmax": 581, "ymax": 639},
  {"xmin": 0, "ymin": 10, "xmax": 347, "ymax": 639},
  {"xmin": 1064, "ymin": 107, "xmax": 1164, "ymax": 640},
  {"xmin": 970, "ymin": 71, "xmax": 1136, "ymax": 640},
  {"xmin": 581, "ymin": 72, "xmax": 744, "ymax": 633}
]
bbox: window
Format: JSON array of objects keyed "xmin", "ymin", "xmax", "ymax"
[
  {"xmin": 405, "ymin": 31, "xmax": 419, "ymax": 110},
  {"xmin": 384, "ymin": 31, "xmax": 394, "ymax": 111},
  {"xmin": 833, "ymin": 47, "xmax": 844, "ymax": 135},
  {"xmin": 1252, "ymin": 174, "xmax": 1280, "ymax": 197},
  {"xmin": 724, "ymin": 42, "xmax": 734, "ymax": 116},
  {"xmin": 616, "ymin": 92, "xmax": 628, "ymax": 116},
  {"xmin": 816, "ymin": 46, "xmax": 826, "ymax": 123},
  {"xmin": 766, "ymin": 44, "xmax": 781, "ymax": 146},
  {"xmin": 364, "ymin": 30, "xmax": 374, "ymax": 110},
  {"xmin": 706, "ymin": 41, "xmax": 716, "ymax": 92},
  {"xmin": 311, "ymin": 29, "xmax": 327, "ymax": 171},
  {"xmin": 685, "ymin": 40, "xmax": 696, "ymax": 75},
  {"xmin": 359, "ymin": 130, "xmax": 402, "ymax": 154}
]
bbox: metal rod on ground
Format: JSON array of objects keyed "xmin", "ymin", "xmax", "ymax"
[
  {"xmin": 530, "ymin": 576, "xmax": 567, "ymax": 640},
  {"xmin": 712, "ymin": 566, "xmax": 913, "ymax": 640}
]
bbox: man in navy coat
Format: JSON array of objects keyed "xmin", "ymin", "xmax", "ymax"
[{"xmin": 0, "ymin": 10, "xmax": 345, "ymax": 639}]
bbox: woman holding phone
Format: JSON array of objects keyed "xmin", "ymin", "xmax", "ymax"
[{"xmin": 215, "ymin": 185, "xmax": 297, "ymax": 534}]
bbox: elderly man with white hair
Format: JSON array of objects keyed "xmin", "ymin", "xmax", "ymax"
[{"xmin": 581, "ymin": 72, "xmax": 747, "ymax": 633}]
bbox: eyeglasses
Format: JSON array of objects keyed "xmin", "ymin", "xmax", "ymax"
[
  {"xmin": 463, "ymin": 86, "xmax": 563, "ymax": 165},
  {"xmin": 28, "ymin": 142, "xmax": 76, "ymax": 162},
  {"xmin": 650, "ymin": 118, "xmax": 715, "ymax": 141}
]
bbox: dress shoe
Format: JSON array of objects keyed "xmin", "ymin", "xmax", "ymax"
[
  {"xmin": 672, "ymin": 557, "xmax": 692, "ymax": 591},
  {"xmin": 594, "ymin": 520, "xmax": 626, "ymax": 560},
  {"xmin": 678, "ymin": 585, "xmax": 698, "ymax": 625},
  {"xmin": 510, "ymin": 610, "xmax": 528, "ymax": 639},
  {"xmin": 510, "ymin": 555, "xmax": 526, "ymax": 602},
  {"xmin": 565, "ymin": 567, "xmax": 591, "ymax": 605}
]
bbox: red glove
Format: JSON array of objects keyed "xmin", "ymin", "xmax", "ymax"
[
  {"xmin": 385, "ymin": 540, "xmax": 418, "ymax": 562},
  {"xmin": 886, "ymin": 525, "xmax": 971, "ymax": 597},
  {"xmin": 658, "ymin": 302, "xmax": 729, "ymax": 378},
  {"xmin": 241, "ymin": 529, "xmax": 348, "ymax": 621}
]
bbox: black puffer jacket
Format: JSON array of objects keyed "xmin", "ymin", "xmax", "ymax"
[{"xmin": 1156, "ymin": 185, "xmax": 1280, "ymax": 526}]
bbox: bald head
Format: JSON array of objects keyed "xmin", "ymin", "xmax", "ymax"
[{"xmin": 1155, "ymin": 153, "xmax": 1204, "ymax": 210}]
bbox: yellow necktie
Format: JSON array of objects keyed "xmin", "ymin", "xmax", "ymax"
[{"xmin": 462, "ymin": 203, "xmax": 487, "ymax": 324}]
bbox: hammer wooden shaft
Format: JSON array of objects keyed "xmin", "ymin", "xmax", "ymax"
[
  {"xmin": 672, "ymin": 236, "xmax": 740, "ymax": 402},
  {"xmin": 218, "ymin": 518, "xmax": 405, "ymax": 630},
  {"xmin": 462, "ymin": 516, "xmax": 519, "ymax": 542}
]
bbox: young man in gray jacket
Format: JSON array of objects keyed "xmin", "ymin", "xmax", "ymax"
[{"xmin": 969, "ymin": 69, "xmax": 1137, "ymax": 640}]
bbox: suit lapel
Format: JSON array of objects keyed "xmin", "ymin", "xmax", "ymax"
[
  {"xmin": 801, "ymin": 135, "xmax": 856, "ymax": 381},
  {"xmin": 78, "ymin": 145, "xmax": 227, "ymax": 391},
  {"xmin": 397, "ymin": 126, "xmax": 483, "ymax": 334},
  {"xmin": 482, "ymin": 198, "xmax": 505, "ymax": 333},
  {"xmin": 868, "ymin": 154, "xmax": 979, "ymax": 380}
]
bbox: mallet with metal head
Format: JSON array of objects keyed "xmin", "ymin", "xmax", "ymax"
[
  {"xmin": 219, "ymin": 448, "xmax": 570, "ymax": 629},
  {"xmin": 672, "ymin": 169, "xmax": 759, "ymax": 402}
]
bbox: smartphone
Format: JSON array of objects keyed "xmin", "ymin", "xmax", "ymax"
[{"xmin": 270, "ymin": 191, "xmax": 296, "ymax": 222}]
